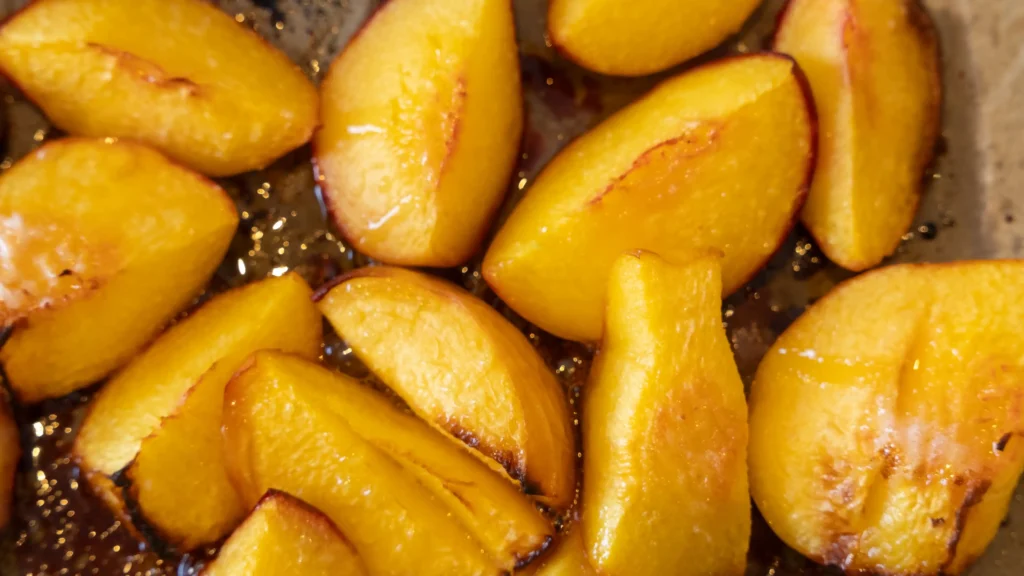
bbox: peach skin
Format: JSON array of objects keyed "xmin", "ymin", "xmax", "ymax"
[
  {"xmin": 549, "ymin": 0, "xmax": 762, "ymax": 76},
  {"xmin": 0, "ymin": 138, "xmax": 237, "ymax": 403},
  {"xmin": 202, "ymin": 490, "xmax": 368, "ymax": 576},
  {"xmin": 314, "ymin": 0, "xmax": 522, "ymax": 266},
  {"xmin": 0, "ymin": 0, "xmax": 318, "ymax": 176},
  {"xmin": 581, "ymin": 251, "xmax": 750, "ymax": 576},
  {"xmin": 316, "ymin": 266, "xmax": 575, "ymax": 509},
  {"xmin": 774, "ymin": 0, "xmax": 941, "ymax": 270},
  {"xmin": 483, "ymin": 54, "xmax": 815, "ymax": 342},
  {"xmin": 750, "ymin": 261, "xmax": 1024, "ymax": 575},
  {"xmin": 72, "ymin": 273, "xmax": 322, "ymax": 545}
]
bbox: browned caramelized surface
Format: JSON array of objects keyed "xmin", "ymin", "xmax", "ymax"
[{"xmin": 0, "ymin": 0, "xmax": 1021, "ymax": 575}]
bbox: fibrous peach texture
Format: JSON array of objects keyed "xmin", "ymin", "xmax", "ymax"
[
  {"xmin": 582, "ymin": 252, "xmax": 750, "ymax": 576},
  {"xmin": 0, "ymin": 0, "xmax": 318, "ymax": 176},
  {"xmin": 314, "ymin": 0, "xmax": 522, "ymax": 266},
  {"xmin": 73, "ymin": 273, "xmax": 322, "ymax": 543},
  {"xmin": 316, "ymin": 266, "xmax": 575, "ymax": 508},
  {"xmin": 548, "ymin": 0, "xmax": 762, "ymax": 76},
  {"xmin": 750, "ymin": 261, "xmax": 1024, "ymax": 575},
  {"xmin": 774, "ymin": 0, "xmax": 941, "ymax": 270},
  {"xmin": 223, "ymin": 352, "xmax": 553, "ymax": 575},
  {"xmin": 483, "ymin": 54, "xmax": 815, "ymax": 342},
  {"xmin": 0, "ymin": 138, "xmax": 237, "ymax": 403},
  {"xmin": 202, "ymin": 491, "xmax": 368, "ymax": 576}
]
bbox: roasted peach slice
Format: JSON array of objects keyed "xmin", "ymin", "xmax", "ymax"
[
  {"xmin": 0, "ymin": 138, "xmax": 237, "ymax": 403},
  {"xmin": 750, "ymin": 262, "xmax": 1024, "ymax": 575},
  {"xmin": 483, "ymin": 54, "xmax": 815, "ymax": 342},
  {"xmin": 224, "ymin": 351, "xmax": 553, "ymax": 575},
  {"xmin": 582, "ymin": 252, "xmax": 750, "ymax": 576},
  {"xmin": 316, "ymin": 266, "xmax": 575, "ymax": 508},
  {"xmin": 314, "ymin": 0, "xmax": 522, "ymax": 266},
  {"xmin": 519, "ymin": 530, "xmax": 596, "ymax": 576},
  {"xmin": 0, "ymin": 395, "xmax": 18, "ymax": 529},
  {"xmin": 548, "ymin": 0, "xmax": 762, "ymax": 76},
  {"xmin": 202, "ymin": 490, "xmax": 368, "ymax": 576},
  {"xmin": 73, "ymin": 273, "xmax": 321, "ymax": 544},
  {"xmin": 774, "ymin": 0, "xmax": 941, "ymax": 270},
  {"xmin": 0, "ymin": 0, "xmax": 318, "ymax": 176}
]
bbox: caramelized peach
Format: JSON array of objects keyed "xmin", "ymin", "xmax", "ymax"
[
  {"xmin": 483, "ymin": 54, "xmax": 815, "ymax": 342},
  {"xmin": 548, "ymin": 0, "xmax": 762, "ymax": 76},
  {"xmin": 582, "ymin": 252, "xmax": 749, "ymax": 576},
  {"xmin": 202, "ymin": 490, "xmax": 367, "ymax": 576},
  {"xmin": 0, "ymin": 0, "xmax": 318, "ymax": 176},
  {"xmin": 73, "ymin": 273, "xmax": 321, "ymax": 543},
  {"xmin": 774, "ymin": 0, "xmax": 941, "ymax": 270},
  {"xmin": 0, "ymin": 395, "xmax": 18, "ymax": 529},
  {"xmin": 750, "ymin": 262, "xmax": 1024, "ymax": 575},
  {"xmin": 519, "ymin": 530, "xmax": 596, "ymax": 576},
  {"xmin": 316, "ymin": 266, "xmax": 575, "ymax": 508},
  {"xmin": 224, "ymin": 351, "xmax": 553, "ymax": 575},
  {"xmin": 314, "ymin": 0, "xmax": 521, "ymax": 266},
  {"xmin": 0, "ymin": 138, "xmax": 237, "ymax": 402}
]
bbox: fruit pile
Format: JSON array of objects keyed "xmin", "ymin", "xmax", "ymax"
[{"xmin": 0, "ymin": 0, "xmax": 1018, "ymax": 575}]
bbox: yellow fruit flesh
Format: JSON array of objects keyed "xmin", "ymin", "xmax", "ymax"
[
  {"xmin": 0, "ymin": 396, "xmax": 18, "ymax": 529},
  {"xmin": 0, "ymin": 138, "xmax": 237, "ymax": 402},
  {"xmin": 548, "ymin": 0, "xmax": 762, "ymax": 76},
  {"xmin": 202, "ymin": 491, "xmax": 367, "ymax": 576},
  {"xmin": 0, "ymin": 0, "xmax": 318, "ymax": 176},
  {"xmin": 124, "ymin": 289, "xmax": 322, "ymax": 550},
  {"xmin": 749, "ymin": 262, "xmax": 1024, "ymax": 575},
  {"xmin": 775, "ymin": 0, "xmax": 940, "ymax": 270},
  {"xmin": 317, "ymin": 266, "xmax": 575, "ymax": 508},
  {"xmin": 582, "ymin": 252, "xmax": 750, "ymax": 576},
  {"xmin": 519, "ymin": 530, "xmax": 596, "ymax": 576},
  {"xmin": 483, "ymin": 54, "xmax": 814, "ymax": 342},
  {"xmin": 315, "ymin": 0, "xmax": 521, "ymax": 266},
  {"xmin": 224, "ymin": 352, "xmax": 553, "ymax": 573},
  {"xmin": 223, "ymin": 352, "xmax": 523, "ymax": 575},
  {"xmin": 73, "ymin": 274, "xmax": 320, "ymax": 499}
]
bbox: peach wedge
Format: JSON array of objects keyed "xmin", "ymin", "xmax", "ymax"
[
  {"xmin": 582, "ymin": 252, "xmax": 750, "ymax": 576},
  {"xmin": 202, "ymin": 491, "xmax": 368, "ymax": 576},
  {"xmin": 73, "ymin": 273, "xmax": 322, "ymax": 546},
  {"xmin": 314, "ymin": 0, "xmax": 522, "ymax": 266},
  {"xmin": 0, "ymin": 0, "xmax": 318, "ymax": 177},
  {"xmin": 0, "ymin": 138, "xmax": 237, "ymax": 403},
  {"xmin": 774, "ymin": 0, "xmax": 941, "ymax": 270},
  {"xmin": 0, "ymin": 395, "xmax": 17, "ymax": 529},
  {"xmin": 483, "ymin": 54, "xmax": 815, "ymax": 342},
  {"xmin": 750, "ymin": 261, "xmax": 1024, "ymax": 575},
  {"xmin": 316, "ymin": 266, "xmax": 575, "ymax": 508},
  {"xmin": 224, "ymin": 352, "xmax": 553, "ymax": 575},
  {"xmin": 548, "ymin": 0, "xmax": 762, "ymax": 76}
]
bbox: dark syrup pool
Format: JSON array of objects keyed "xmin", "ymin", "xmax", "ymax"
[{"xmin": 0, "ymin": 0, "xmax": 1004, "ymax": 575}]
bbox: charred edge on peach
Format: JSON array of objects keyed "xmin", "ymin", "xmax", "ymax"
[
  {"xmin": 941, "ymin": 479, "xmax": 992, "ymax": 572},
  {"xmin": 112, "ymin": 464, "xmax": 183, "ymax": 559},
  {"xmin": 447, "ymin": 420, "xmax": 527, "ymax": 486},
  {"xmin": 514, "ymin": 534, "xmax": 554, "ymax": 570},
  {"xmin": 254, "ymin": 489, "xmax": 361, "ymax": 550}
]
